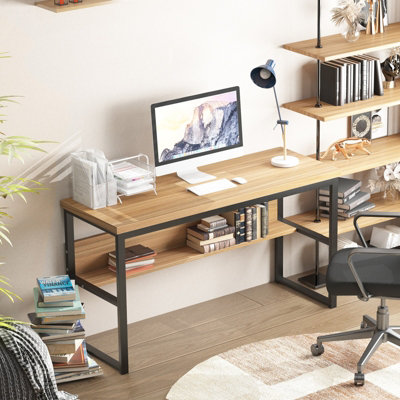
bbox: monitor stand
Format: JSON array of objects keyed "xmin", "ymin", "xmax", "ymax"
[{"xmin": 177, "ymin": 168, "xmax": 216, "ymax": 184}]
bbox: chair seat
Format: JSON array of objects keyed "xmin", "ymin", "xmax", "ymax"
[{"xmin": 327, "ymin": 248, "xmax": 400, "ymax": 298}]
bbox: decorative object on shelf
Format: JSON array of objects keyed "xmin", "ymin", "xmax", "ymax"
[
  {"xmin": 331, "ymin": 0, "xmax": 366, "ymax": 42},
  {"xmin": 360, "ymin": 0, "xmax": 388, "ymax": 32},
  {"xmin": 250, "ymin": 59, "xmax": 299, "ymax": 168},
  {"xmin": 381, "ymin": 47, "xmax": 400, "ymax": 89},
  {"xmin": 349, "ymin": 111, "xmax": 372, "ymax": 139},
  {"xmin": 366, "ymin": 0, "xmax": 376, "ymax": 35},
  {"xmin": 321, "ymin": 137, "xmax": 371, "ymax": 160},
  {"xmin": 54, "ymin": 0, "xmax": 68, "ymax": 4},
  {"xmin": 109, "ymin": 154, "xmax": 156, "ymax": 202},
  {"xmin": 368, "ymin": 162, "xmax": 400, "ymax": 200},
  {"xmin": 69, "ymin": 0, "xmax": 82, "ymax": 3},
  {"xmin": 375, "ymin": 0, "xmax": 385, "ymax": 33},
  {"xmin": 371, "ymin": 108, "xmax": 388, "ymax": 139}
]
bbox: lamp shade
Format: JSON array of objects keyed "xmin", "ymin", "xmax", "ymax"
[{"xmin": 250, "ymin": 59, "xmax": 276, "ymax": 89}]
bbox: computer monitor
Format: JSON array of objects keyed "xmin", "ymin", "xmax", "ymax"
[{"xmin": 151, "ymin": 86, "xmax": 243, "ymax": 184}]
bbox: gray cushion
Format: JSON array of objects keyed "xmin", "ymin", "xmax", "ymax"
[{"xmin": 327, "ymin": 248, "xmax": 400, "ymax": 298}]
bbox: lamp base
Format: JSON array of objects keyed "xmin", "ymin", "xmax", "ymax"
[{"xmin": 271, "ymin": 155, "xmax": 299, "ymax": 168}]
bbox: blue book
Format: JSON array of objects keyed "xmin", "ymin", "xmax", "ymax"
[
  {"xmin": 37, "ymin": 275, "xmax": 75, "ymax": 302},
  {"xmin": 34, "ymin": 286, "xmax": 82, "ymax": 317}
]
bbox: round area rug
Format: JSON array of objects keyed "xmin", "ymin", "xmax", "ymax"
[{"xmin": 166, "ymin": 333, "xmax": 400, "ymax": 400}]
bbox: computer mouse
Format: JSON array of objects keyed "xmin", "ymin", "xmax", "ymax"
[{"xmin": 232, "ymin": 177, "xmax": 247, "ymax": 184}]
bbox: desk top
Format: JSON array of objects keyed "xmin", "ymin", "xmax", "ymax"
[{"xmin": 61, "ymin": 148, "xmax": 339, "ymax": 235}]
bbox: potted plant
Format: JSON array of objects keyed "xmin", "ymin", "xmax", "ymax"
[{"xmin": 0, "ymin": 53, "xmax": 48, "ymax": 328}]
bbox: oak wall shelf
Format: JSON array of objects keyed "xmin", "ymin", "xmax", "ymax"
[
  {"xmin": 282, "ymin": 86, "xmax": 400, "ymax": 122},
  {"xmin": 35, "ymin": 0, "xmax": 111, "ymax": 13},
  {"xmin": 319, "ymin": 134, "xmax": 400, "ymax": 175},
  {"xmin": 283, "ymin": 22, "xmax": 400, "ymax": 62}
]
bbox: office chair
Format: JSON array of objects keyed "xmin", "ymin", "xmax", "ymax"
[{"xmin": 311, "ymin": 211, "xmax": 400, "ymax": 386}]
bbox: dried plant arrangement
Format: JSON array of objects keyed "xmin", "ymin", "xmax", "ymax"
[{"xmin": 331, "ymin": 0, "xmax": 366, "ymax": 41}]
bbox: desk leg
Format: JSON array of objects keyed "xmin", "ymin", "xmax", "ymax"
[
  {"xmin": 115, "ymin": 235, "xmax": 129, "ymax": 374},
  {"xmin": 64, "ymin": 211, "xmax": 75, "ymax": 279},
  {"xmin": 328, "ymin": 180, "xmax": 338, "ymax": 308}
]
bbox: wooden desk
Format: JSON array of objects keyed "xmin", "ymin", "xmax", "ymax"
[{"xmin": 61, "ymin": 148, "xmax": 339, "ymax": 374}]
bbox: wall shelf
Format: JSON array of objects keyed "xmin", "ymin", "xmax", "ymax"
[
  {"xmin": 318, "ymin": 134, "xmax": 400, "ymax": 175},
  {"xmin": 35, "ymin": 0, "xmax": 111, "ymax": 13},
  {"xmin": 282, "ymin": 85, "xmax": 400, "ymax": 122},
  {"xmin": 283, "ymin": 22, "xmax": 400, "ymax": 62}
]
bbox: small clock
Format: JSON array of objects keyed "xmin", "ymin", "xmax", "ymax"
[{"xmin": 349, "ymin": 112, "xmax": 372, "ymax": 139}]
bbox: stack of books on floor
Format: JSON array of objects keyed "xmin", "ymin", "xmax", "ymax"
[
  {"xmin": 222, "ymin": 203, "xmax": 269, "ymax": 244},
  {"xmin": 186, "ymin": 215, "xmax": 236, "ymax": 253},
  {"xmin": 111, "ymin": 160, "xmax": 154, "ymax": 196},
  {"xmin": 319, "ymin": 177, "xmax": 375, "ymax": 220},
  {"xmin": 108, "ymin": 244, "xmax": 157, "ymax": 276},
  {"xmin": 28, "ymin": 275, "xmax": 103, "ymax": 383},
  {"xmin": 320, "ymin": 55, "xmax": 383, "ymax": 106}
]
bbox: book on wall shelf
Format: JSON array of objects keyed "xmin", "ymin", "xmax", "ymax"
[{"xmin": 320, "ymin": 55, "xmax": 383, "ymax": 106}]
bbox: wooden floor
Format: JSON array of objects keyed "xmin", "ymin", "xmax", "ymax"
[{"xmin": 60, "ymin": 283, "xmax": 400, "ymax": 400}]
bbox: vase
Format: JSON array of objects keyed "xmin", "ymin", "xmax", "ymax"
[{"xmin": 342, "ymin": 21, "xmax": 360, "ymax": 42}]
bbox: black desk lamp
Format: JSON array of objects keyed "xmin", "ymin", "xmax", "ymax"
[{"xmin": 251, "ymin": 59, "xmax": 299, "ymax": 168}]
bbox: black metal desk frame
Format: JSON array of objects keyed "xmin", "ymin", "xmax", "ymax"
[{"xmin": 63, "ymin": 178, "xmax": 338, "ymax": 374}]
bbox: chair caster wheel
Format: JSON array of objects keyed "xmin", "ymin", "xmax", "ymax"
[
  {"xmin": 354, "ymin": 372, "xmax": 365, "ymax": 386},
  {"xmin": 311, "ymin": 343, "xmax": 324, "ymax": 356},
  {"xmin": 360, "ymin": 321, "xmax": 368, "ymax": 329}
]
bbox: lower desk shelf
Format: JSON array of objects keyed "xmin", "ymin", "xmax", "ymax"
[
  {"xmin": 75, "ymin": 219, "xmax": 296, "ymax": 287},
  {"xmin": 287, "ymin": 194, "xmax": 400, "ymax": 237}
]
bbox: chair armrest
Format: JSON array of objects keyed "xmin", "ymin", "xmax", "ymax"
[
  {"xmin": 353, "ymin": 211, "xmax": 400, "ymax": 248},
  {"xmin": 347, "ymin": 247, "xmax": 400, "ymax": 301}
]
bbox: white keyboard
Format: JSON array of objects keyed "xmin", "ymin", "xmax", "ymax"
[{"xmin": 187, "ymin": 178, "xmax": 236, "ymax": 196}]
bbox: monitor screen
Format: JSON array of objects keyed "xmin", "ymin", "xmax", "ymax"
[{"xmin": 151, "ymin": 86, "xmax": 243, "ymax": 168}]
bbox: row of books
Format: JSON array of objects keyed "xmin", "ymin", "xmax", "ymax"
[
  {"xmin": 29, "ymin": 275, "xmax": 103, "ymax": 383},
  {"xmin": 186, "ymin": 203, "xmax": 269, "ymax": 254},
  {"xmin": 107, "ymin": 244, "xmax": 157, "ymax": 276},
  {"xmin": 111, "ymin": 160, "xmax": 154, "ymax": 196},
  {"xmin": 319, "ymin": 177, "xmax": 375, "ymax": 220},
  {"xmin": 320, "ymin": 55, "xmax": 383, "ymax": 106}
]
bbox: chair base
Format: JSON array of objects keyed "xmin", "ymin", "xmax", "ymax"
[{"xmin": 311, "ymin": 302, "xmax": 400, "ymax": 386}]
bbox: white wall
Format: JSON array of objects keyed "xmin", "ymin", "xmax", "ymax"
[{"xmin": 1, "ymin": 0, "xmax": 399, "ymax": 335}]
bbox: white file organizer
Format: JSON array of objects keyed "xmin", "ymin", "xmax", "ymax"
[
  {"xmin": 109, "ymin": 154, "xmax": 157, "ymax": 203},
  {"xmin": 71, "ymin": 150, "xmax": 118, "ymax": 209}
]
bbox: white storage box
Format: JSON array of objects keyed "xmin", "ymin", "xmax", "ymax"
[{"xmin": 370, "ymin": 225, "xmax": 400, "ymax": 249}]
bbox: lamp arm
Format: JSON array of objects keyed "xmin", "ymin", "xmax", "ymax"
[{"xmin": 273, "ymin": 86, "xmax": 284, "ymax": 135}]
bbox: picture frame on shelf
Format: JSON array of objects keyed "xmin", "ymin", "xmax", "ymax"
[
  {"xmin": 371, "ymin": 108, "xmax": 389, "ymax": 139},
  {"xmin": 349, "ymin": 111, "xmax": 372, "ymax": 140}
]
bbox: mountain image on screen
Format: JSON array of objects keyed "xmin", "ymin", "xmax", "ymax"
[{"xmin": 160, "ymin": 101, "xmax": 239, "ymax": 162}]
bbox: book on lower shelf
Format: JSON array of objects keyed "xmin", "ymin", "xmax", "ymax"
[
  {"xmin": 320, "ymin": 201, "xmax": 375, "ymax": 220},
  {"xmin": 107, "ymin": 244, "xmax": 156, "ymax": 276}
]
